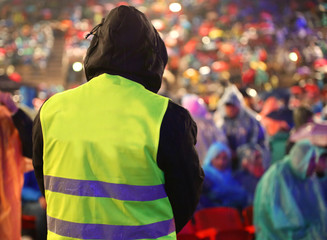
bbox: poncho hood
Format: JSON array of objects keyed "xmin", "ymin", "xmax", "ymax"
[
  {"xmin": 84, "ymin": 5, "xmax": 168, "ymax": 93},
  {"xmin": 288, "ymin": 139, "xmax": 316, "ymax": 179},
  {"xmin": 203, "ymin": 142, "xmax": 231, "ymax": 168}
]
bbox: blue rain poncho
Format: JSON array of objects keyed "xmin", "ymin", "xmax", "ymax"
[
  {"xmin": 199, "ymin": 142, "xmax": 247, "ymax": 210},
  {"xmin": 234, "ymin": 143, "xmax": 265, "ymax": 206},
  {"xmin": 316, "ymin": 147, "xmax": 327, "ymax": 204},
  {"xmin": 254, "ymin": 140, "xmax": 327, "ymax": 240},
  {"xmin": 214, "ymin": 85, "xmax": 270, "ymax": 169}
]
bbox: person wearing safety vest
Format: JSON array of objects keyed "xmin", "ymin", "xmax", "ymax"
[{"xmin": 32, "ymin": 5, "xmax": 204, "ymax": 240}]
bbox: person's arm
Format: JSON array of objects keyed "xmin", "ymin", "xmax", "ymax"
[
  {"xmin": 157, "ymin": 100, "xmax": 204, "ymax": 233},
  {"xmin": 32, "ymin": 109, "xmax": 45, "ymax": 196},
  {"xmin": 12, "ymin": 109, "xmax": 33, "ymax": 158}
]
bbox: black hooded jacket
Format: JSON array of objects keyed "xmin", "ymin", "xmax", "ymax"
[
  {"xmin": 32, "ymin": 5, "xmax": 203, "ymax": 233},
  {"xmin": 84, "ymin": 5, "xmax": 167, "ymax": 93}
]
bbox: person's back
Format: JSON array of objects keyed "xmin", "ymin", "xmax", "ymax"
[
  {"xmin": 32, "ymin": 5, "xmax": 203, "ymax": 240},
  {"xmin": 39, "ymin": 74, "xmax": 175, "ymax": 239}
]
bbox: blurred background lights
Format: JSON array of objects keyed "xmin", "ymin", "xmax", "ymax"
[
  {"xmin": 199, "ymin": 66, "xmax": 211, "ymax": 75},
  {"xmin": 289, "ymin": 52, "xmax": 298, "ymax": 62},
  {"xmin": 169, "ymin": 30, "xmax": 180, "ymax": 39},
  {"xmin": 6, "ymin": 65, "xmax": 15, "ymax": 75},
  {"xmin": 246, "ymin": 88, "xmax": 257, "ymax": 97},
  {"xmin": 169, "ymin": 3, "xmax": 182, "ymax": 13},
  {"xmin": 12, "ymin": 94, "xmax": 21, "ymax": 103},
  {"xmin": 264, "ymin": 82, "xmax": 273, "ymax": 91},
  {"xmin": 221, "ymin": 71, "xmax": 230, "ymax": 80},
  {"xmin": 202, "ymin": 36, "xmax": 211, "ymax": 45},
  {"xmin": 151, "ymin": 19, "xmax": 165, "ymax": 31},
  {"xmin": 72, "ymin": 62, "xmax": 83, "ymax": 72},
  {"xmin": 184, "ymin": 68, "xmax": 197, "ymax": 78},
  {"xmin": 270, "ymin": 75, "xmax": 280, "ymax": 88}
]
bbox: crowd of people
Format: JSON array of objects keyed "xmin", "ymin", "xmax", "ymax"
[
  {"xmin": 1, "ymin": 0, "xmax": 327, "ymax": 240},
  {"xmin": 181, "ymin": 79, "xmax": 327, "ymax": 237},
  {"xmin": 1, "ymin": 0, "xmax": 327, "ymax": 97},
  {"xmin": 3, "ymin": 74, "xmax": 327, "ymax": 240}
]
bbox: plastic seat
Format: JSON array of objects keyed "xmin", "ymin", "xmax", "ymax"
[
  {"xmin": 242, "ymin": 205, "xmax": 253, "ymax": 227},
  {"xmin": 193, "ymin": 207, "xmax": 244, "ymax": 232},
  {"xmin": 22, "ymin": 215, "xmax": 36, "ymax": 239},
  {"xmin": 195, "ymin": 228, "xmax": 252, "ymax": 240},
  {"xmin": 177, "ymin": 234, "xmax": 199, "ymax": 240},
  {"xmin": 215, "ymin": 229, "xmax": 251, "ymax": 240},
  {"xmin": 242, "ymin": 206, "xmax": 255, "ymax": 238},
  {"xmin": 179, "ymin": 219, "xmax": 196, "ymax": 235},
  {"xmin": 22, "ymin": 215, "xmax": 36, "ymax": 229}
]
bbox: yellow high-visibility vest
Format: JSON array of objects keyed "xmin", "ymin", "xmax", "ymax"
[{"xmin": 40, "ymin": 73, "xmax": 176, "ymax": 239}]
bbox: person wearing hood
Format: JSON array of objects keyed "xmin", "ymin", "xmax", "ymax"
[
  {"xmin": 32, "ymin": 5, "xmax": 203, "ymax": 240},
  {"xmin": 253, "ymin": 140, "xmax": 327, "ymax": 240},
  {"xmin": 214, "ymin": 85, "xmax": 269, "ymax": 170},
  {"xmin": 181, "ymin": 94, "xmax": 227, "ymax": 165},
  {"xmin": 198, "ymin": 142, "xmax": 247, "ymax": 210},
  {"xmin": 234, "ymin": 143, "xmax": 265, "ymax": 206}
]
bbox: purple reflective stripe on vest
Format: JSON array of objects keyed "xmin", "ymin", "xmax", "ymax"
[
  {"xmin": 44, "ymin": 175, "xmax": 167, "ymax": 201},
  {"xmin": 47, "ymin": 215, "xmax": 175, "ymax": 239}
]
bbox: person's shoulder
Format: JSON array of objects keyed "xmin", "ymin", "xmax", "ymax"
[
  {"xmin": 162, "ymin": 100, "xmax": 197, "ymax": 136},
  {"xmin": 167, "ymin": 100, "xmax": 191, "ymax": 116},
  {"xmin": 43, "ymin": 84, "xmax": 86, "ymax": 107},
  {"xmin": 165, "ymin": 100, "xmax": 194, "ymax": 123},
  {"xmin": 259, "ymin": 161, "xmax": 288, "ymax": 186}
]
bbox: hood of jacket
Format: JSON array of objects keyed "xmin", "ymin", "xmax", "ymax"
[
  {"xmin": 84, "ymin": 5, "xmax": 168, "ymax": 93},
  {"xmin": 288, "ymin": 139, "xmax": 316, "ymax": 179},
  {"xmin": 203, "ymin": 142, "xmax": 231, "ymax": 168}
]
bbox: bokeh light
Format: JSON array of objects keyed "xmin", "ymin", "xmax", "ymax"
[
  {"xmin": 169, "ymin": 3, "xmax": 182, "ymax": 13},
  {"xmin": 289, "ymin": 52, "xmax": 298, "ymax": 62},
  {"xmin": 72, "ymin": 62, "xmax": 83, "ymax": 72}
]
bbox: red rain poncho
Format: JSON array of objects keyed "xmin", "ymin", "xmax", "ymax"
[{"xmin": 0, "ymin": 105, "xmax": 24, "ymax": 240}]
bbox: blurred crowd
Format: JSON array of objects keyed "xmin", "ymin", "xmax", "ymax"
[
  {"xmin": 179, "ymin": 82, "xmax": 327, "ymax": 239},
  {"xmin": 1, "ymin": 0, "xmax": 327, "ymax": 239},
  {"xmin": 1, "ymin": 0, "xmax": 327, "ymax": 101}
]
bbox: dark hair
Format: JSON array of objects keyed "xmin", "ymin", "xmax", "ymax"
[{"xmin": 293, "ymin": 106, "xmax": 313, "ymax": 130}]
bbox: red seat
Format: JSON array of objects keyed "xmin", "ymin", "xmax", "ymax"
[
  {"xmin": 215, "ymin": 229, "xmax": 252, "ymax": 240},
  {"xmin": 177, "ymin": 234, "xmax": 200, "ymax": 240},
  {"xmin": 242, "ymin": 206, "xmax": 255, "ymax": 238},
  {"xmin": 195, "ymin": 228, "xmax": 252, "ymax": 240},
  {"xmin": 193, "ymin": 207, "xmax": 244, "ymax": 232},
  {"xmin": 179, "ymin": 219, "xmax": 196, "ymax": 235},
  {"xmin": 22, "ymin": 215, "xmax": 36, "ymax": 229},
  {"xmin": 22, "ymin": 215, "xmax": 36, "ymax": 239},
  {"xmin": 193, "ymin": 207, "xmax": 254, "ymax": 240},
  {"xmin": 242, "ymin": 205, "xmax": 253, "ymax": 227}
]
